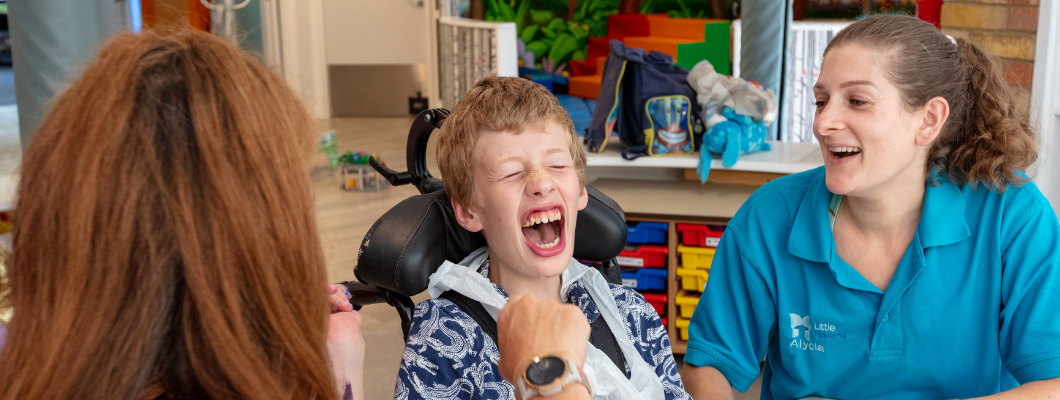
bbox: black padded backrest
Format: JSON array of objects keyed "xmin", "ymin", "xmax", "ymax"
[{"xmin": 354, "ymin": 185, "xmax": 626, "ymax": 296}]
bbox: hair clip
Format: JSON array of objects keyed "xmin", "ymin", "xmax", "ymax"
[{"xmin": 945, "ymin": 35, "xmax": 957, "ymax": 45}]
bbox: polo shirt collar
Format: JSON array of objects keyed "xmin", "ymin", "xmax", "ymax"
[
  {"xmin": 919, "ymin": 172, "xmax": 970, "ymax": 248},
  {"xmin": 788, "ymin": 169, "xmax": 833, "ymax": 263},
  {"xmin": 787, "ymin": 170, "xmax": 971, "ymax": 263}
]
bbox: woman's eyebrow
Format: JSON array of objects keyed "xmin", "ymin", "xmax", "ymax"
[
  {"xmin": 839, "ymin": 80, "xmax": 878, "ymax": 89},
  {"xmin": 814, "ymin": 80, "xmax": 879, "ymax": 91}
]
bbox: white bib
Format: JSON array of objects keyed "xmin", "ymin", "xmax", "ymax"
[{"xmin": 426, "ymin": 247, "xmax": 666, "ymax": 400}]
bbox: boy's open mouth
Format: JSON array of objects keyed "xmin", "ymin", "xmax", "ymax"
[
  {"xmin": 829, "ymin": 146, "xmax": 862, "ymax": 160},
  {"xmin": 521, "ymin": 207, "xmax": 565, "ymax": 255}
]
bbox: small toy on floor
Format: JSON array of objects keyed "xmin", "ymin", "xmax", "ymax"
[{"xmin": 339, "ymin": 151, "xmax": 390, "ymax": 192}]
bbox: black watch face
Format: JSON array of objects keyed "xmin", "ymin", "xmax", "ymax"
[{"xmin": 526, "ymin": 356, "xmax": 566, "ymax": 386}]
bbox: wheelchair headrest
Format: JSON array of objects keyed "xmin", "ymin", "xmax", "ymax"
[{"xmin": 354, "ymin": 185, "xmax": 626, "ymax": 296}]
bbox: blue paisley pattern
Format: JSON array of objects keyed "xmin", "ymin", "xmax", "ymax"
[{"xmin": 395, "ymin": 260, "xmax": 689, "ymax": 399}]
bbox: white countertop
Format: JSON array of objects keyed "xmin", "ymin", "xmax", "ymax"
[{"xmin": 585, "ymin": 139, "xmax": 824, "ymax": 175}]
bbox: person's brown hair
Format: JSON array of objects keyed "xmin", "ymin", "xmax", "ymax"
[
  {"xmin": 825, "ymin": 14, "xmax": 1038, "ymax": 191},
  {"xmin": 0, "ymin": 31, "xmax": 336, "ymax": 399},
  {"xmin": 438, "ymin": 76, "xmax": 587, "ymax": 209}
]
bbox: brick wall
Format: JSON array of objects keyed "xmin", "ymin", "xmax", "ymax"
[{"xmin": 940, "ymin": 0, "xmax": 1039, "ymax": 117}]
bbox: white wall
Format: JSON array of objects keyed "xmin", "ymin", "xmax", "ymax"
[
  {"xmin": 322, "ymin": 0, "xmax": 431, "ymax": 66},
  {"xmin": 278, "ymin": 0, "xmax": 330, "ymax": 119},
  {"xmin": 1031, "ymin": 0, "xmax": 1060, "ymax": 216}
]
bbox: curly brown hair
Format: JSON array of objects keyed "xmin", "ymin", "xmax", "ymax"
[{"xmin": 825, "ymin": 14, "xmax": 1039, "ymax": 191}]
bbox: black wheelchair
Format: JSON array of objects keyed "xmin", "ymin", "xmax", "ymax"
[{"xmin": 341, "ymin": 108, "xmax": 630, "ymax": 342}]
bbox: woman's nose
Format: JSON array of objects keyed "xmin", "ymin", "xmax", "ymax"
[{"xmin": 813, "ymin": 103, "xmax": 842, "ymax": 137}]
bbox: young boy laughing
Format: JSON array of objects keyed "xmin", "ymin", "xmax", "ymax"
[{"xmin": 395, "ymin": 77, "xmax": 688, "ymax": 400}]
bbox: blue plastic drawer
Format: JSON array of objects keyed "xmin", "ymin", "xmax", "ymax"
[
  {"xmin": 621, "ymin": 268, "xmax": 667, "ymax": 290},
  {"xmin": 626, "ymin": 221, "xmax": 668, "ymax": 244}
]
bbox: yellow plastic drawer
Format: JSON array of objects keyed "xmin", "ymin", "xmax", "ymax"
[
  {"xmin": 675, "ymin": 290, "xmax": 701, "ymax": 319},
  {"xmin": 676, "ymin": 317, "xmax": 691, "ymax": 341},
  {"xmin": 676, "ymin": 267, "xmax": 709, "ymax": 292},
  {"xmin": 678, "ymin": 245, "xmax": 715, "ymax": 269}
]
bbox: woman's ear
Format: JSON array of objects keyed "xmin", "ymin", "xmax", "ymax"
[
  {"xmin": 452, "ymin": 199, "xmax": 484, "ymax": 233},
  {"xmin": 917, "ymin": 96, "xmax": 950, "ymax": 146}
]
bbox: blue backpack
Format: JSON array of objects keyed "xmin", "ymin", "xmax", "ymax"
[{"xmin": 586, "ymin": 40, "xmax": 705, "ymax": 160}]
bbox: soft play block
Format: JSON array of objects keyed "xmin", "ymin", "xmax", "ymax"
[
  {"xmin": 568, "ymin": 75, "xmax": 602, "ymax": 100},
  {"xmin": 675, "ymin": 20, "xmax": 730, "ymax": 73},
  {"xmin": 569, "ymin": 59, "xmax": 596, "ymax": 77},
  {"xmin": 607, "ymin": 14, "xmax": 652, "ymax": 39},
  {"xmin": 588, "ymin": 37, "xmax": 612, "ymax": 60},
  {"xmin": 622, "ymin": 36, "xmax": 694, "ymax": 59},
  {"xmin": 648, "ymin": 17, "xmax": 727, "ymax": 40}
]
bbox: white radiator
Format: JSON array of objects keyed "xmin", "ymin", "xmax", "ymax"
[
  {"xmin": 435, "ymin": 16, "xmax": 517, "ymax": 109},
  {"xmin": 783, "ymin": 20, "xmax": 852, "ymax": 143}
]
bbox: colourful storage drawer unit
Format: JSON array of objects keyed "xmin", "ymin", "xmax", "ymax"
[
  {"xmin": 675, "ymin": 291, "xmax": 701, "ymax": 318},
  {"xmin": 617, "ymin": 245, "xmax": 669, "ymax": 268},
  {"xmin": 676, "ymin": 267, "xmax": 710, "ymax": 292},
  {"xmin": 640, "ymin": 292, "xmax": 667, "ymax": 316},
  {"xmin": 626, "ymin": 221, "xmax": 668, "ymax": 244},
  {"xmin": 676, "ymin": 317, "xmax": 691, "ymax": 341},
  {"xmin": 678, "ymin": 245, "xmax": 715, "ymax": 269},
  {"xmin": 677, "ymin": 224, "xmax": 724, "ymax": 247},
  {"xmin": 620, "ymin": 267, "xmax": 667, "ymax": 290}
]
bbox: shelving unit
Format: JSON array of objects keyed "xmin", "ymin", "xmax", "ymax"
[{"xmin": 587, "ymin": 140, "xmax": 825, "ymax": 353}]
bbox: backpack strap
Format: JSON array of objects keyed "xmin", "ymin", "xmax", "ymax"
[{"xmin": 439, "ymin": 290, "xmax": 627, "ymax": 374}]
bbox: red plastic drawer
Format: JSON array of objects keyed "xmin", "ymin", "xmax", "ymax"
[
  {"xmin": 640, "ymin": 292, "xmax": 667, "ymax": 316},
  {"xmin": 677, "ymin": 224, "xmax": 724, "ymax": 247},
  {"xmin": 617, "ymin": 245, "xmax": 668, "ymax": 268}
]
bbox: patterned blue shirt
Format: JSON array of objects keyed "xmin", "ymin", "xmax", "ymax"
[{"xmin": 395, "ymin": 260, "xmax": 689, "ymax": 399}]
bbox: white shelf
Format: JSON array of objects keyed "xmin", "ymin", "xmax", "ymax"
[{"xmin": 585, "ymin": 139, "xmax": 824, "ymax": 175}]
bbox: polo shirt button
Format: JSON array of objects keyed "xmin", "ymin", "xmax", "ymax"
[{"xmin": 883, "ymin": 314, "xmax": 889, "ymax": 322}]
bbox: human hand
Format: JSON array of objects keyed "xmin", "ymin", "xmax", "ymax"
[
  {"xmin": 496, "ymin": 294, "xmax": 591, "ymax": 386},
  {"xmin": 329, "ymin": 283, "xmax": 354, "ymax": 313},
  {"xmin": 328, "ymin": 310, "xmax": 365, "ymax": 400}
]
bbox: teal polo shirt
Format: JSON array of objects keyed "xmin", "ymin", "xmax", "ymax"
[{"xmin": 684, "ymin": 167, "xmax": 1060, "ymax": 399}]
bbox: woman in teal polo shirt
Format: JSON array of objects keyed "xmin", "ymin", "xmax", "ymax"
[{"xmin": 683, "ymin": 14, "xmax": 1060, "ymax": 400}]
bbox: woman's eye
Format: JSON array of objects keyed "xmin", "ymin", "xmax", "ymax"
[
  {"xmin": 814, "ymin": 100, "xmax": 827, "ymax": 108},
  {"xmin": 549, "ymin": 165, "xmax": 569, "ymax": 170},
  {"xmin": 850, "ymin": 99, "xmax": 868, "ymax": 106}
]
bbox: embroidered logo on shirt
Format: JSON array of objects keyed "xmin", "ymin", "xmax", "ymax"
[
  {"xmin": 790, "ymin": 313, "xmax": 810, "ymax": 340},
  {"xmin": 788, "ymin": 313, "xmax": 847, "ymax": 353}
]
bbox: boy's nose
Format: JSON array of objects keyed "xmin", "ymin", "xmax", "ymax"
[{"xmin": 526, "ymin": 168, "xmax": 556, "ymax": 196}]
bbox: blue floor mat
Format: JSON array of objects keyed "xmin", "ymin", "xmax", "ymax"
[{"xmin": 555, "ymin": 94, "xmax": 596, "ymax": 137}]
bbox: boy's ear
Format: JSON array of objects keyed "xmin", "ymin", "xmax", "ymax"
[
  {"xmin": 577, "ymin": 186, "xmax": 588, "ymax": 211},
  {"xmin": 452, "ymin": 199, "xmax": 484, "ymax": 233}
]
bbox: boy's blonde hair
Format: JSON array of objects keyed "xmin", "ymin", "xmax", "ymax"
[{"xmin": 438, "ymin": 77, "xmax": 587, "ymax": 209}]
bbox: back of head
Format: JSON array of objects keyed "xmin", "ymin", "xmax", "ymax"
[
  {"xmin": 0, "ymin": 31, "xmax": 334, "ymax": 399},
  {"xmin": 438, "ymin": 76, "xmax": 586, "ymax": 209},
  {"xmin": 825, "ymin": 14, "xmax": 1038, "ymax": 190}
]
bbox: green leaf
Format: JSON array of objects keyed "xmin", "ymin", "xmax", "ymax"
[
  {"xmin": 571, "ymin": 49, "xmax": 588, "ymax": 61},
  {"xmin": 541, "ymin": 27, "xmax": 556, "ymax": 38},
  {"xmin": 548, "ymin": 33, "xmax": 580, "ymax": 63},
  {"xmin": 530, "ymin": 9, "xmax": 553, "ymax": 25},
  {"xmin": 515, "ymin": 0, "xmax": 532, "ymax": 32},
  {"xmin": 521, "ymin": 24, "xmax": 539, "ymax": 43},
  {"xmin": 547, "ymin": 18, "xmax": 567, "ymax": 31},
  {"xmin": 526, "ymin": 40, "xmax": 549, "ymax": 57}
]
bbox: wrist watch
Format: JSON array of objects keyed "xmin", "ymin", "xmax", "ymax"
[{"xmin": 516, "ymin": 354, "xmax": 592, "ymax": 400}]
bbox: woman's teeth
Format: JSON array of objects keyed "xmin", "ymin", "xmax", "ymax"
[
  {"xmin": 522, "ymin": 211, "xmax": 562, "ymax": 228},
  {"xmin": 536, "ymin": 236, "xmax": 561, "ymax": 249},
  {"xmin": 828, "ymin": 146, "xmax": 862, "ymax": 153}
]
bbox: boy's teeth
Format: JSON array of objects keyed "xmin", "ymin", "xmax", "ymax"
[
  {"xmin": 523, "ymin": 211, "xmax": 563, "ymax": 227},
  {"xmin": 535, "ymin": 236, "xmax": 561, "ymax": 249}
]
